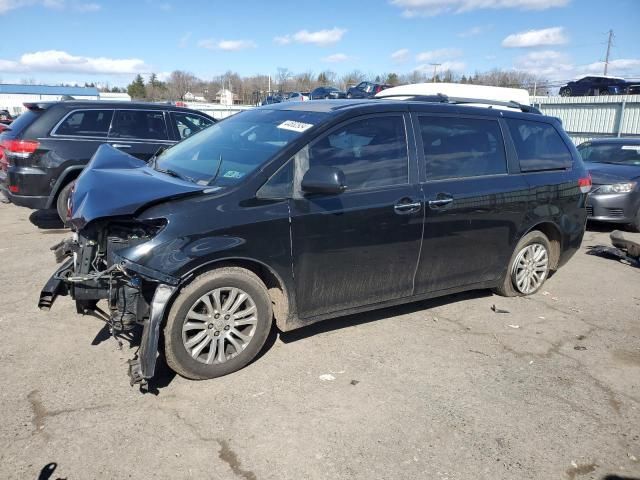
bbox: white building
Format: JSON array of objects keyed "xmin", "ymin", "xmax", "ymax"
[
  {"xmin": 184, "ymin": 92, "xmax": 207, "ymax": 102},
  {"xmin": 215, "ymin": 88, "xmax": 238, "ymax": 106},
  {"xmin": 0, "ymin": 84, "xmax": 100, "ymax": 115},
  {"xmin": 98, "ymin": 91, "xmax": 132, "ymax": 102}
]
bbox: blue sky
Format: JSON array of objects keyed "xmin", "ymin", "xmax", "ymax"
[{"xmin": 0, "ymin": 0, "xmax": 638, "ymax": 86}]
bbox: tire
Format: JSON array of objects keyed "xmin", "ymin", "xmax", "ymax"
[
  {"xmin": 560, "ymin": 88, "xmax": 571, "ymax": 97},
  {"xmin": 347, "ymin": 93, "xmax": 353, "ymax": 99},
  {"xmin": 493, "ymin": 231, "xmax": 552, "ymax": 297},
  {"xmin": 164, "ymin": 267, "xmax": 273, "ymax": 380},
  {"xmin": 56, "ymin": 181, "xmax": 75, "ymax": 224}
]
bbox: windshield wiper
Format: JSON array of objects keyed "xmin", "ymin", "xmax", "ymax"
[
  {"xmin": 205, "ymin": 154, "xmax": 224, "ymax": 186},
  {"xmin": 155, "ymin": 167, "xmax": 195, "ymax": 183}
]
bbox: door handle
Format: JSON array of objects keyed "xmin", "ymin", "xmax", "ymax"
[
  {"xmin": 428, "ymin": 197, "xmax": 454, "ymax": 209},
  {"xmin": 393, "ymin": 200, "xmax": 422, "ymax": 214},
  {"xmin": 111, "ymin": 143, "xmax": 131, "ymax": 149}
]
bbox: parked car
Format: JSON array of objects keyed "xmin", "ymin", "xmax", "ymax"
[
  {"xmin": 285, "ymin": 92, "xmax": 309, "ymax": 102},
  {"xmin": 0, "ymin": 109, "xmax": 13, "ymax": 125},
  {"xmin": 559, "ymin": 76, "xmax": 629, "ymax": 97},
  {"xmin": 260, "ymin": 95, "xmax": 284, "ymax": 105},
  {"xmin": 626, "ymin": 84, "xmax": 640, "ymax": 95},
  {"xmin": 577, "ymin": 138, "xmax": 640, "ymax": 231},
  {"xmin": 346, "ymin": 81, "xmax": 391, "ymax": 99},
  {"xmin": 309, "ymin": 86, "xmax": 346, "ymax": 100},
  {"xmin": 39, "ymin": 96, "xmax": 590, "ymax": 386},
  {"xmin": 0, "ymin": 101, "xmax": 215, "ymax": 221}
]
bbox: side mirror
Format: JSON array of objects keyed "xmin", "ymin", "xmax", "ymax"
[{"xmin": 301, "ymin": 166, "xmax": 346, "ymax": 195}]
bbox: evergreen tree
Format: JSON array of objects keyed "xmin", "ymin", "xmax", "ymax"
[{"xmin": 127, "ymin": 74, "xmax": 146, "ymax": 99}]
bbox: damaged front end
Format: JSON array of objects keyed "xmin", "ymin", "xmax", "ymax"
[{"xmin": 39, "ymin": 218, "xmax": 177, "ymax": 386}]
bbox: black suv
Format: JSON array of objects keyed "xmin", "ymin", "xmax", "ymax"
[
  {"xmin": 0, "ymin": 101, "xmax": 215, "ymax": 220},
  {"xmin": 559, "ymin": 76, "xmax": 629, "ymax": 97},
  {"xmin": 39, "ymin": 98, "xmax": 590, "ymax": 386},
  {"xmin": 346, "ymin": 81, "xmax": 391, "ymax": 99}
]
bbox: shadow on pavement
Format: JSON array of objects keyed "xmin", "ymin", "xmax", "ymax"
[
  {"xmin": 279, "ymin": 289, "xmax": 492, "ymax": 344},
  {"xmin": 29, "ymin": 209, "xmax": 65, "ymax": 230}
]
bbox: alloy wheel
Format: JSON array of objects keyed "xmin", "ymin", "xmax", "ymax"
[
  {"xmin": 181, "ymin": 287, "xmax": 258, "ymax": 365},
  {"xmin": 511, "ymin": 243, "xmax": 549, "ymax": 294}
]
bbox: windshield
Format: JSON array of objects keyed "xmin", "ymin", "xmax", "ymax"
[
  {"xmin": 578, "ymin": 143, "xmax": 640, "ymax": 166},
  {"xmin": 155, "ymin": 108, "xmax": 327, "ymax": 186}
]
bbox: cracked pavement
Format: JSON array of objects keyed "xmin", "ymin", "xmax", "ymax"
[{"xmin": 0, "ymin": 202, "xmax": 638, "ymax": 480}]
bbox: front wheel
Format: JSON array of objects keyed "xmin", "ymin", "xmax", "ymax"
[
  {"xmin": 560, "ymin": 88, "xmax": 571, "ymax": 97},
  {"xmin": 494, "ymin": 231, "xmax": 552, "ymax": 297},
  {"xmin": 164, "ymin": 267, "xmax": 273, "ymax": 380}
]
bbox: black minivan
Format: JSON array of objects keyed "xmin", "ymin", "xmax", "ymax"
[
  {"xmin": 39, "ymin": 98, "xmax": 591, "ymax": 386},
  {"xmin": 0, "ymin": 101, "xmax": 215, "ymax": 220}
]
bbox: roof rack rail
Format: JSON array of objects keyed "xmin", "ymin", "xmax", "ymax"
[{"xmin": 378, "ymin": 93, "xmax": 541, "ymax": 114}]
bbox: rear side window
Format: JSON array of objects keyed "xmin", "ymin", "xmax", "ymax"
[
  {"xmin": 172, "ymin": 112, "xmax": 214, "ymax": 140},
  {"xmin": 110, "ymin": 110, "xmax": 168, "ymax": 140},
  {"xmin": 419, "ymin": 116, "xmax": 506, "ymax": 181},
  {"xmin": 506, "ymin": 119, "xmax": 572, "ymax": 172},
  {"xmin": 308, "ymin": 115, "xmax": 408, "ymax": 190},
  {"xmin": 54, "ymin": 109, "xmax": 113, "ymax": 137}
]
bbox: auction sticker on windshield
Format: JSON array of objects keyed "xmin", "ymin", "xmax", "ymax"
[{"xmin": 277, "ymin": 120, "xmax": 314, "ymax": 133}]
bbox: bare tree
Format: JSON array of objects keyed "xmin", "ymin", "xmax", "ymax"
[
  {"xmin": 340, "ymin": 70, "xmax": 366, "ymax": 90},
  {"xmin": 166, "ymin": 70, "xmax": 197, "ymax": 101}
]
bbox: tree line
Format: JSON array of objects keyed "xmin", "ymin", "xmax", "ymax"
[{"xmin": 119, "ymin": 67, "xmax": 548, "ymax": 103}]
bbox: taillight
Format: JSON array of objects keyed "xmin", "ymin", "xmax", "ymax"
[
  {"xmin": 578, "ymin": 173, "xmax": 592, "ymax": 193},
  {"xmin": 8, "ymin": 185, "xmax": 19, "ymax": 193},
  {"xmin": 1, "ymin": 139, "xmax": 40, "ymax": 158}
]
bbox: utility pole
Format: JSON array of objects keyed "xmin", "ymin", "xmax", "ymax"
[
  {"xmin": 429, "ymin": 63, "xmax": 441, "ymax": 82},
  {"xmin": 604, "ymin": 29, "xmax": 614, "ymax": 76}
]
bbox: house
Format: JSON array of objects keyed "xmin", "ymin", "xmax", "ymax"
[
  {"xmin": 215, "ymin": 88, "xmax": 239, "ymax": 106},
  {"xmin": 184, "ymin": 92, "xmax": 207, "ymax": 102}
]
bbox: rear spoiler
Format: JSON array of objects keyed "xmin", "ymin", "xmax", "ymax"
[{"xmin": 23, "ymin": 102, "xmax": 51, "ymax": 112}]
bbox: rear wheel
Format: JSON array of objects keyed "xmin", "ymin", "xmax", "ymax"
[
  {"xmin": 560, "ymin": 88, "xmax": 571, "ymax": 97},
  {"xmin": 56, "ymin": 181, "xmax": 75, "ymax": 224},
  {"xmin": 164, "ymin": 267, "xmax": 273, "ymax": 380},
  {"xmin": 494, "ymin": 231, "xmax": 552, "ymax": 297}
]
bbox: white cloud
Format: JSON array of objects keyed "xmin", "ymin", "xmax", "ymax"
[
  {"xmin": 582, "ymin": 58, "xmax": 640, "ymax": 75},
  {"xmin": 0, "ymin": 50, "xmax": 149, "ymax": 74},
  {"xmin": 391, "ymin": 48, "xmax": 410, "ymax": 63},
  {"xmin": 514, "ymin": 50, "xmax": 573, "ymax": 77},
  {"xmin": 391, "ymin": 0, "xmax": 569, "ymax": 17},
  {"xmin": 322, "ymin": 53, "xmax": 350, "ymax": 63},
  {"xmin": 502, "ymin": 27, "xmax": 567, "ymax": 48},
  {"xmin": 274, "ymin": 28, "xmax": 346, "ymax": 47},
  {"xmin": 0, "ymin": 0, "xmax": 100, "ymax": 13},
  {"xmin": 178, "ymin": 32, "xmax": 191, "ymax": 48},
  {"xmin": 458, "ymin": 25, "xmax": 492, "ymax": 37},
  {"xmin": 198, "ymin": 39, "xmax": 257, "ymax": 51},
  {"xmin": 416, "ymin": 61, "xmax": 466, "ymax": 73},
  {"xmin": 415, "ymin": 48, "xmax": 462, "ymax": 62}
]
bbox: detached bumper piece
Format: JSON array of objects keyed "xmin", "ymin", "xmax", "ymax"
[
  {"xmin": 127, "ymin": 284, "xmax": 176, "ymax": 386},
  {"xmin": 38, "ymin": 259, "xmax": 73, "ymax": 310}
]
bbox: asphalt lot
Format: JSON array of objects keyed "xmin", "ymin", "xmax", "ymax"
[{"xmin": 0, "ymin": 201, "xmax": 638, "ymax": 480}]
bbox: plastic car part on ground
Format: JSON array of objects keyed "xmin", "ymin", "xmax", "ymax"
[{"xmin": 586, "ymin": 230, "xmax": 640, "ymax": 267}]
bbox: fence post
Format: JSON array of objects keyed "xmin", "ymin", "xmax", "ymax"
[{"xmin": 617, "ymin": 100, "xmax": 626, "ymax": 138}]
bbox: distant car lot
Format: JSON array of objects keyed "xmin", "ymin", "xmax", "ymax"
[{"xmin": 0, "ymin": 201, "xmax": 638, "ymax": 479}]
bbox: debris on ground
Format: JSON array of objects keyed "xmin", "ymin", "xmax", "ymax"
[
  {"xmin": 491, "ymin": 304, "xmax": 510, "ymax": 314},
  {"xmin": 319, "ymin": 374, "xmax": 336, "ymax": 381},
  {"xmin": 574, "ymin": 346, "xmax": 587, "ymax": 351},
  {"xmin": 507, "ymin": 324, "xmax": 520, "ymax": 329},
  {"xmin": 587, "ymin": 230, "xmax": 640, "ymax": 267},
  {"xmin": 350, "ymin": 380, "xmax": 360, "ymax": 386}
]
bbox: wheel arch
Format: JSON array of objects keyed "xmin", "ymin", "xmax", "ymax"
[
  {"xmin": 177, "ymin": 257, "xmax": 293, "ymax": 332},
  {"xmin": 45, "ymin": 165, "xmax": 84, "ymax": 208},
  {"xmin": 523, "ymin": 221, "xmax": 562, "ymax": 270}
]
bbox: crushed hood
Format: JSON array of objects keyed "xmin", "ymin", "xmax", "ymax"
[
  {"xmin": 584, "ymin": 161, "xmax": 640, "ymax": 185},
  {"xmin": 70, "ymin": 144, "xmax": 208, "ymax": 229}
]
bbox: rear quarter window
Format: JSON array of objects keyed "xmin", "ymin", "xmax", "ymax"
[
  {"xmin": 53, "ymin": 109, "xmax": 113, "ymax": 137},
  {"xmin": 506, "ymin": 118, "xmax": 572, "ymax": 172}
]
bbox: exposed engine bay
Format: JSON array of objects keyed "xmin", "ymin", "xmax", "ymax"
[{"xmin": 39, "ymin": 218, "xmax": 173, "ymax": 387}]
